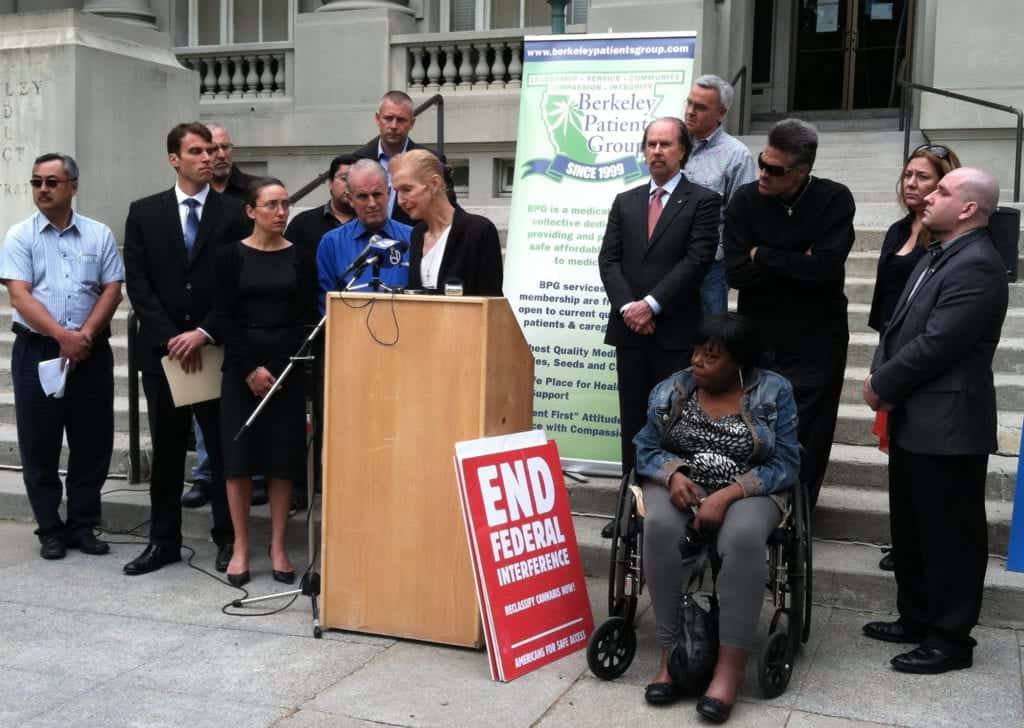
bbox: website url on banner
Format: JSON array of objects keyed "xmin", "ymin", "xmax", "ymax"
[{"xmin": 526, "ymin": 43, "xmax": 691, "ymax": 60}]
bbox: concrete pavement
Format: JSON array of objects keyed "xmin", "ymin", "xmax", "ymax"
[{"xmin": 0, "ymin": 517, "xmax": 1022, "ymax": 728}]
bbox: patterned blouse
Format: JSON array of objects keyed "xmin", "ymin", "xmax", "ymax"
[{"xmin": 663, "ymin": 392, "xmax": 754, "ymax": 493}]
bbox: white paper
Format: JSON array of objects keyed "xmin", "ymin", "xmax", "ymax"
[
  {"xmin": 870, "ymin": 2, "xmax": 894, "ymax": 21},
  {"xmin": 816, "ymin": 0, "xmax": 840, "ymax": 33},
  {"xmin": 38, "ymin": 357, "xmax": 68, "ymax": 398}
]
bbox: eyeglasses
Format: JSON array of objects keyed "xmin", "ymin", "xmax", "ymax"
[
  {"xmin": 29, "ymin": 177, "xmax": 72, "ymax": 189},
  {"xmin": 254, "ymin": 200, "xmax": 291, "ymax": 212},
  {"xmin": 757, "ymin": 153, "xmax": 799, "ymax": 178},
  {"xmin": 911, "ymin": 144, "xmax": 950, "ymax": 160}
]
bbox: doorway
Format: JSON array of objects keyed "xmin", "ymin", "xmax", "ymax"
[{"xmin": 792, "ymin": 0, "xmax": 909, "ymax": 111}]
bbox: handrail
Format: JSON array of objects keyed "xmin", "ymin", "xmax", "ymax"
[
  {"xmin": 730, "ymin": 66, "xmax": 747, "ymax": 136},
  {"xmin": 899, "ymin": 79, "xmax": 1022, "ymax": 202},
  {"xmin": 126, "ymin": 310, "xmax": 141, "ymax": 483},
  {"xmin": 289, "ymin": 93, "xmax": 446, "ymax": 206}
]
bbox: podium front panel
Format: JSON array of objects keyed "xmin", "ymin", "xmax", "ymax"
[{"xmin": 320, "ymin": 294, "xmax": 533, "ymax": 646}]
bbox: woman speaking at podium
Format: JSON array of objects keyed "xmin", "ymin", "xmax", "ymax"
[
  {"xmin": 215, "ymin": 178, "xmax": 318, "ymax": 586},
  {"xmin": 389, "ymin": 149, "xmax": 504, "ymax": 296}
]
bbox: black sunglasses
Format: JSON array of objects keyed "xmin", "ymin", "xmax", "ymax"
[
  {"xmin": 911, "ymin": 144, "xmax": 950, "ymax": 160},
  {"xmin": 757, "ymin": 153, "xmax": 799, "ymax": 178},
  {"xmin": 29, "ymin": 177, "xmax": 72, "ymax": 189}
]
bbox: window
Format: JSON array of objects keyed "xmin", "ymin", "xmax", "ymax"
[
  {"xmin": 495, "ymin": 158, "xmax": 516, "ymax": 196},
  {"xmin": 172, "ymin": 0, "xmax": 293, "ymax": 47},
  {"xmin": 446, "ymin": 0, "xmax": 584, "ymax": 31}
]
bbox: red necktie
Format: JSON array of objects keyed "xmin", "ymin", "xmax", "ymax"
[{"xmin": 648, "ymin": 187, "xmax": 665, "ymax": 239}]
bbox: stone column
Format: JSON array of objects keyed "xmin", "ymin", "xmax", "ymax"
[{"xmin": 82, "ymin": 0, "xmax": 158, "ymax": 29}]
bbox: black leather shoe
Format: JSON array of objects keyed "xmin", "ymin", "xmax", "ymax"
[
  {"xmin": 181, "ymin": 480, "xmax": 210, "ymax": 509},
  {"xmin": 251, "ymin": 480, "xmax": 268, "ymax": 506},
  {"xmin": 123, "ymin": 544, "xmax": 181, "ymax": 575},
  {"xmin": 600, "ymin": 519, "xmax": 615, "ymax": 539},
  {"xmin": 40, "ymin": 535, "xmax": 67, "ymax": 560},
  {"xmin": 67, "ymin": 532, "xmax": 110, "ymax": 555},
  {"xmin": 696, "ymin": 695, "xmax": 733, "ymax": 724},
  {"xmin": 644, "ymin": 682, "xmax": 680, "ymax": 706},
  {"xmin": 227, "ymin": 570, "xmax": 251, "ymax": 587},
  {"xmin": 863, "ymin": 620, "xmax": 925, "ymax": 644},
  {"xmin": 273, "ymin": 569, "xmax": 296, "ymax": 585},
  {"xmin": 891, "ymin": 645, "xmax": 972, "ymax": 674},
  {"xmin": 215, "ymin": 543, "xmax": 233, "ymax": 573},
  {"xmin": 879, "ymin": 549, "xmax": 895, "ymax": 571}
]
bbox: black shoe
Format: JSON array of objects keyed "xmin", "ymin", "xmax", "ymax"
[
  {"xmin": 67, "ymin": 532, "xmax": 110, "ymax": 555},
  {"xmin": 215, "ymin": 543, "xmax": 233, "ymax": 573},
  {"xmin": 879, "ymin": 548, "xmax": 895, "ymax": 571},
  {"xmin": 601, "ymin": 519, "xmax": 615, "ymax": 539},
  {"xmin": 290, "ymin": 492, "xmax": 308, "ymax": 513},
  {"xmin": 644, "ymin": 682, "xmax": 680, "ymax": 706},
  {"xmin": 273, "ymin": 569, "xmax": 296, "ymax": 585},
  {"xmin": 696, "ymin": 695, "xmax": 733, "ymax": 724},
  {"xmin": 181, "ymin": 480, "xmax": 210, "ymax": 509},
  {"xmin": 227, "ymin": 570, "xmax": 251, "ymax": 587},
  {"xmin": 863, "ymin": 620, "xmax": 925, "ymax": 644},
  {"xmin": 891, "ymin": 645, "xmax": 972, "ymax": 674},
  {"xmin": 40, "ymin": 535, "xmax": 67, "ymax": 560},
  {"xmin": 251, "ymin": 481, "xmax": 268, "ymax": 506},
  {"xmin": 123, "ymin": 544, "xmax": 181, "ymax": 575}
]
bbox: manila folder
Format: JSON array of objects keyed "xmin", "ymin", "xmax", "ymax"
[{"xmin": 160, "ymin": 345, "xmax": 224, "ymax": 407}]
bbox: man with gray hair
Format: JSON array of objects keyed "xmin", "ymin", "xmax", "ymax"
[
  {"xmin": 682, "ymin": 74, "xmax": 757, "ymax": 313},
  {"xmin": 207, "ymin": 123, "xmax": 255, "ymax": 201},
  {"xmin": 862, "ymin": 167, "xmax": 1007, "ymax": 674},
  {"xmin": 315, "ymin": 158, "xmax": 412, "ymax": 313},
  {"xmin": 724, "ymin": 118, "xmax": 855, "ymax": 509},
  {"xmin": 0, "ymin": 153, "xmax": 124, "ymax": 559}
]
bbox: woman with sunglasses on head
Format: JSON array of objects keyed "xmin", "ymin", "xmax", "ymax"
[
  {"xmin": 868, "ymin": 144, "xmax": 961, "ymax": 572},
  {"xmin": 635, "ymin": 313, "xmax": 799, "ymax": 723},
  {"xmin": 214, "ymin": 178, "xmax": 318, "ymax": 586},
  {"xmin": 723, "ymin": 119, "xmax": 855, "ymax": 512}
]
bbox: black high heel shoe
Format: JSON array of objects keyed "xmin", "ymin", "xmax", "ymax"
[
  {"xmin": 227, "ymin": 570, "xmax": 250, "ymax": 587},
  {"xmin": 268, "ymin": 546, "xmax": 295, "ymax": 584}
]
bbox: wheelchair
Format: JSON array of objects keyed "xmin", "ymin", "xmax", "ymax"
[{"xmin": 586, "ymin": 471, "xmax": 812, "ymax": 698}]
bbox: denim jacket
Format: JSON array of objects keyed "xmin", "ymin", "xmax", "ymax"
[{"xmin": 633, "ymin": 367, "xmax": 799, "ymax": 497}]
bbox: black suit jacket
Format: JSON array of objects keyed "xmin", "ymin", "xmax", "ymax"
[
  {"xmin": 352, "ymin": 136, "xmax": 457, "ymax": 226},
  {"xmin": 870, "ymin": 228, "xmax": 1008, "ymax": 454},
  {"xmin": 598, "ymin": 176, "xmax": 720, "ymax": 350},
  {"xmin": 124, "ymin": 188, "xmax": 250, "ymax": 373},
  {"xmin": 406, "ymin": 206, "xmax": 503, "ymax": 296}
]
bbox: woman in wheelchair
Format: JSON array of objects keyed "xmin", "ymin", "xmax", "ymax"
[{"xmin": 633, "ymin": 313, "xmax": 799, "ymax": 722}]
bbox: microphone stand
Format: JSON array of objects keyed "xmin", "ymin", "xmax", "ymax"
[{"xmin": 229, "ymin": 254, "xmax": 381, "ymax": 635}]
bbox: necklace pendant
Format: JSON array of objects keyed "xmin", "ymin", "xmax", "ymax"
[{"xmin": 787, "ymin": 208, "xmax": 793, "ymax": 217}]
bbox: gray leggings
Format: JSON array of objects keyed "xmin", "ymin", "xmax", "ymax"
[{"xmin": 641, "ymin": 483, "xmax": 781, "ymax": 651}]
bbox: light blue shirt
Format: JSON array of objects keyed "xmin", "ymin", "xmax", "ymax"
[
  {"xmin": 0, "ymin": 210, "xmax": 124, "ymax": 333},
  {"xmin": 316, "ymin": 216, "xmax": 412, "ymax": 314},
  {"xmin": 376, "ymin": 138, "xmax": 410, "ymax": 218}
]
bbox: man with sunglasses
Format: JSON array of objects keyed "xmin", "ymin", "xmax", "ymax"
[
  {"xmin": 724, "ymin": 119, "xmax": 855, "ymax": 509},
  {"xmin": 0, "ymin": 153, "xmax": 124, "ymax": 559},
  {"xmin": 122, "ymin": 122, "xmax": 250, "ymax": 576}
]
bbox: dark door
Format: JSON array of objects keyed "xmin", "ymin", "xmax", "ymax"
[{"xmin": 793, "ymin": 0, "xmax": 908, "ymax": 110}]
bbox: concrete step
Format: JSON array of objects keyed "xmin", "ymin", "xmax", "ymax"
[
  {"xmin": 845, "ymin": 251, "xmax": 1024, "ymax": 280},
  {"xmin": 0, "ymin": 423, "xmax": 150, "ymax": 479},
  {"xmin": 841, "ymin": 364, "xmax": 1024, "ymax": 411},
  {"xmin": 844, "ymin": 277, "xmax": 1024, "ymax": 308},
  {"xmin": 844, "ymin": 331, "xmax": 1024, "ymax": 372},
  {"xmin": 572, "ymin": 513, "xmax": 1024, "ymax": 630},
  {"xmin": 0, "ymin": 332, "xmax": 130, "ymax": 360},
  {"xmin": 0, "ymin": 306, "xmax": 132, "ymax": 337},
  {"xmin": 0, "ymin": 392, "xmax": 147, "ymax": 434}
]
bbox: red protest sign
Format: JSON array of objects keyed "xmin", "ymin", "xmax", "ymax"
[{"xmin": 455, "ymin": 434, "xmax": 593, "ymax": 682}]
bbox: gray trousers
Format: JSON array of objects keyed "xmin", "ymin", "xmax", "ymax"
[{"xmin": 642, "ymin": 483, "xmax": 781, "ymax": 651}]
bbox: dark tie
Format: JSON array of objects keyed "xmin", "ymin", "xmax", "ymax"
[
  {"xmin": 648, "ymin": 187, "xmax": 665, "ymax": 239},
  {"xmin": 183, "ymin": 198, "xmax": 200, "ymax": 258},
  {"xmin": 927, "ymin": 240, "xmax": 944, "ymax": 261}
]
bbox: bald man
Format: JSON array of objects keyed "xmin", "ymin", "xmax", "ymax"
[{"xmin": 862, "ymin": 168, "xmax": 1008, "ymax": 674}]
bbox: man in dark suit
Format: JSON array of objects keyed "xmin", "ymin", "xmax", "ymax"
[
  {"xmin": 123, "ymin": 122, "xmax": 251, "ymax": 575},
  {"xmin": 352, "ymin": 90, "xmax": 455, "ymax": 226},
  {"xmin": 599, "ymin": 116, "xmax": 720, "ymax": 473},
  {"xmin": 862, "ymin": 167, "xmax": 1008, "ymax": 674}
]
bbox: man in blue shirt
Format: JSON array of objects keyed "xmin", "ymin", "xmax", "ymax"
[
  {"xmin": 0, "ymin": 153, "xmax": 124, "ymax": 560},
  {"xmin": 317, "ymin": 159, "xmax": 412, "ymax": 314}
]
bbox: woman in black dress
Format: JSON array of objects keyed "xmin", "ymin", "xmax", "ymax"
[
  {"xmin": 215, "ymin": 178, "xmax": 318, "ymax": 586},
  {"xmin": 869, "ymin": 144, "xmax": 960, "ymax": 572},
  {"xmin": 389, "ymin": 148, "xmax": 503, "ymax": 296}
]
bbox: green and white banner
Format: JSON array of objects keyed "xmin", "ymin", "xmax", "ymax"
[{"xmin": 503, "ymin": 32, "xmax": 697, "ymax": 469}]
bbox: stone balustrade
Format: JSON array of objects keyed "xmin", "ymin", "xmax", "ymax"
[
  {"xmin": 175, "ymin": 47, "xmax": 290, "ymax": 102},
  {"xmin": 393, "ymin": 33, "xmax": 525, "ymax": 92}
]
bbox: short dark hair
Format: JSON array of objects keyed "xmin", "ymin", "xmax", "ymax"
[
  {"xmin": 380, "ymin": 90, "xmax": 414, "ymax": 110},
  {"xmin": 767, "ymin": 118, "xmax": 818, "ymax": 171},
  {"xmin": 641, "ymin": 117, "xmax": 693, "ymax": 166},
  {"xmin": 693, "ymin": 313, "xmax": 761, "ymax": 369},
  {"xmin": 329, "ymin": 153, "xmax": 359, "ymax": 180},
  {"xmin": 243, "ymin": 176, "xmax": 288, "ymax": 208},
  {"xmin": 33, "ymin": 153, "xmax": 79, "ymax": 181},
  {"xmin": 167, "ymin": 122, "xmax": 212, "ymax": 155}
]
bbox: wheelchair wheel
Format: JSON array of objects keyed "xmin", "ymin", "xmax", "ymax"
[
  {"xmin": 587, "ymin": 616, "xmax": 637, "ymax": 680},
  {"xmin": 606, "ymin": 473, "xmax": 641, "ymax": 625},
  {"xmin": 758, "ymin": 630, "xmax": 793, "ymax": 698},
  {"xmin": 792, "ymin": 478, "xmax": 813, "ymax": 644}
]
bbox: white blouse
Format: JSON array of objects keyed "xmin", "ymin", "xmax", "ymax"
[{"xmin": 420, "ymin": 224, "xmax": 452, "ymax": 289}]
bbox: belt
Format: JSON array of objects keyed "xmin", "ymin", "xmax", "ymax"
[{"xmin": 11, "ymin": 323, "xmax": 53, "ymax": 341}]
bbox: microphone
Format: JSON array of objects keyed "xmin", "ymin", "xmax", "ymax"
[
  {"xmin": 336, "ymin": 235, "xmax": 381, "ymax": 285},
  {"xmin": 368, "ymin": 237, "xmax": 409, "ymax": 268}
]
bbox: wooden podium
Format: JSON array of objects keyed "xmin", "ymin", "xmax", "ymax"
[{"xmin": 320, "ymin": 293, "xmax": 534, "ymax": 646}]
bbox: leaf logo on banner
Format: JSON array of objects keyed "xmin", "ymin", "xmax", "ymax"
[{"xmin": 544, "ymin": 94, "xmax": 598, "ymax": 165}]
